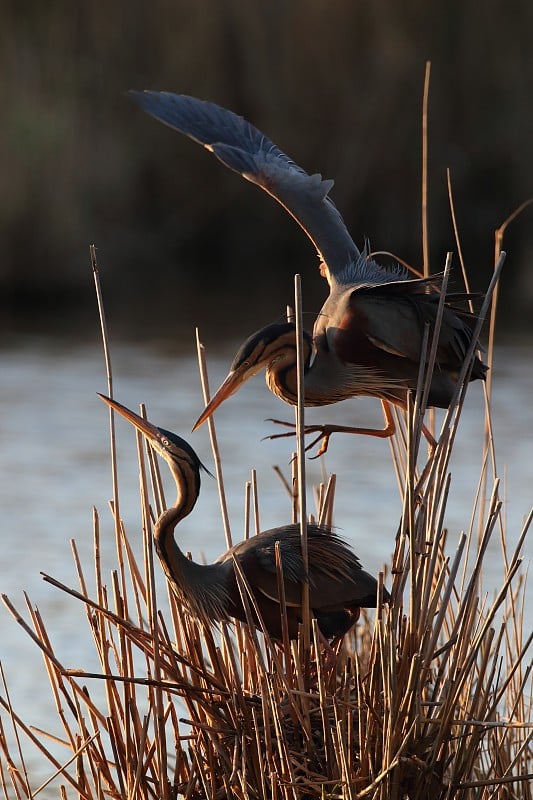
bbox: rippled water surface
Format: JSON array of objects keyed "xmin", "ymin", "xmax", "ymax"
[{"xmin": 1, "ymin": 337, "xmax": 531, "ymax": 789}]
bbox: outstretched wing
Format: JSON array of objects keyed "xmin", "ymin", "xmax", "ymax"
[{"xmin": 129, "ymin": 90, "xmax": 360, "ymax": 280}]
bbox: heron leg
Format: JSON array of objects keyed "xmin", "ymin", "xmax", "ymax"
[
  {"xmin": 421, "ymin": 423, "xmax": 437, "ymax": 449},
  {"xmin": 316, "ymin": 609, "xmax": 360, "ymax": 674},
  {"xmin": 316, "ymin": 628, "xmax": 339, "ymax": 672},
  {"xmin": 266, "ymin": 400, "xmax": 396, "ymax": 457}
]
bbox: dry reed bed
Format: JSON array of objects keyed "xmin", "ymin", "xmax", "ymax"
[{"xmin": 0, "ymin": 251, "xmax": 531, "ymax": 799}]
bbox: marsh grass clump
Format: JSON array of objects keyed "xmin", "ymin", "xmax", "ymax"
[
  {"xmin": 0, "ymin": 251, "xmax": 531, "ymax": 799},
  {"xmin": 1, "ymin": 334, "xmax": 531, "ymax": 797}
]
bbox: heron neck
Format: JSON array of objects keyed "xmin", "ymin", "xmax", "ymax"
[
  {"xmin": 153, "ymin": 461, "xmax": 230, "ymax": 621},
  {"xmin": 266, "ymin": 331, "xmax": 345, "ymax": 407},
  {"xmin": 265, "ymin": 329, "xmax": 315, "ymax": 405}
]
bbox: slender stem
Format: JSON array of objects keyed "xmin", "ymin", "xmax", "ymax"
[
  {"xmin": 294, "ymin": 274, "xmax": 310, "ymax": 665},
  {"xmin": 421, "ymin": 62, "xmax": 433, "ymax": 438},
  {"xmin": 90, "ymin": 245, "xmax": 126, "ymax": 608},
  {"xmin": 421, "ymin": 61, "xmax": 431, "ymax": 278},
  {"xmin": 195, "ymin": 329, "xmax": 233, "ymax": 548},
  {"xmin": 446, "ymin": 169, "xmax": 472, "ymax": 303},
  {"xmin": 0, "ymin": 661, "xmax": 33, "ymax": 798}
]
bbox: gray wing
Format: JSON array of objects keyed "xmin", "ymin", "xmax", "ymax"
[
  {"xmin": 350, "ymin": 282, "xmax": 481, "ymax": 368},
  {"xmin": 129, "ymin": 90, "xmax": 360, "ymax": 279}
]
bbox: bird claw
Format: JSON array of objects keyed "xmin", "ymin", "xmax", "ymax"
[
  {"xmin": 303, "ymin": 429, "xmax": 333, "ymax": 458},
  {"xmin": 265, "ymin": 418, "xmax": 333, "ymax": 458}
]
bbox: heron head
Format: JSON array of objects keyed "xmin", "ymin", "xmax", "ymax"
[
  {"xmin": 192, "ymin": 322, "xmax": 313, "ymax": 430},
  {"xmin": 98, "ymin": 394, "xmax": 210, "ymax": 475}
]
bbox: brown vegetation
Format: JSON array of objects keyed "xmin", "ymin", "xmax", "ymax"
[{"xmin": 0, "ymin": 245, "xmax": 530, "ymax": 798}]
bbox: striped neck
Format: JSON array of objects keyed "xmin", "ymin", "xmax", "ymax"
[{"xmin": 264, "ymin": 328, "xmax": 319, "ymax": 406}]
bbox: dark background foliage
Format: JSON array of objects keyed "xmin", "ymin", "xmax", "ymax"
[{"xmin": 1, "ymin": 0, "xmax": 531, "ymax": 341}]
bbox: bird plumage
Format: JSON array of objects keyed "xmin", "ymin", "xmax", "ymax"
[
  {"xmin": 129, "ymin": 91, "xmax": 487, "ymax": 449},
  {"xmin": 99, "ymin": 394, "xmax": 387, "ymax": 640}
]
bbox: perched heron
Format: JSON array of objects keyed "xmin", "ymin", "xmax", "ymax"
[
  {"xmin": 99, "ymin": 394, "xmax": 387, "ymax": 643},
  {"xmin": 130, "ymin": 91, "xmax": 487, "ymax": 455}
]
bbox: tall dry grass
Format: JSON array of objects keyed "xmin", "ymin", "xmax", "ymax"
[{"xmin": 0, "ymin": 239, "xmax": 531, "ymax": 798}]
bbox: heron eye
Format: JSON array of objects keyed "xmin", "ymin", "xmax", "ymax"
[
  {"xmin": 160, "ymin": 437, "xmax": 170, "ymax": 447},
  {"xmin": 241, "ymin": 360, "xmax": 250, "ymax": 368}
]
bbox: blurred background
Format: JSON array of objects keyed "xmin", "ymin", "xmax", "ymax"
[{"xmin": 1, "ymin": 0, "xmax": 532, "ymax": 340}]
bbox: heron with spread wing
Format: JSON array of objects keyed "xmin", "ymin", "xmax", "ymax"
[{"xmin": 130, "ymin": 91, "xmax": 486, "ymax": 455}]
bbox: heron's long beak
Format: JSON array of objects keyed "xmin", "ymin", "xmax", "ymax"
[
  {"xmin": 98, "ymin": 393, "xmax": 161, "ymax": 442},
  {"xmin": 192, "ymin": 369, "xmax": 242, "ymax": 431}
]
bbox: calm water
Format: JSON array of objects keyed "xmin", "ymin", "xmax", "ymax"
[{"xmin": 1, "ymin": 337, "xmax": 531, "ymax": 788}]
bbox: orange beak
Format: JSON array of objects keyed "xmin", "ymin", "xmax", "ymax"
[
  {"xmin": 192, "ymin": 369, "xmax": 244, "ymax": 431},
  {"xmin": 98, "ymin": 393, "xmax": 161, "ymax": 442}
]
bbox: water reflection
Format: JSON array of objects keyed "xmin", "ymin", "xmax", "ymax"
[{"xmin": 0, "ymin": 337, "xmax": 531, "ymax": 786}]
